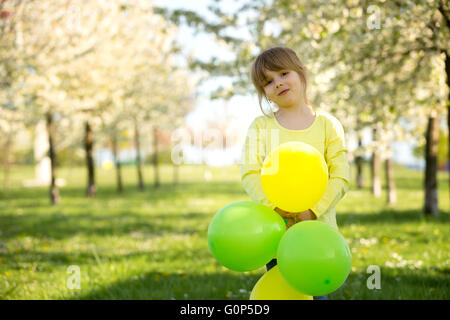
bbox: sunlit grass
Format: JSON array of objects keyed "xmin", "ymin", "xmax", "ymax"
[{"xmin": 0, "ymin": 162, "xmax": 448, "ymax": 299}]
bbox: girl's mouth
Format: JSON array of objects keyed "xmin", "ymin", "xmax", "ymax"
[{"xmin": 278, "ymin": 89, "xmax": 289, "ymax": 96}]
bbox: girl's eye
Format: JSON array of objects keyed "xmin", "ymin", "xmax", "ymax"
[
  {"xmin": 265, "ymin": 80, "xmax": 272, "ymax": 86},
  {"xmin": 282, "ymin": 71, "xmax": 288, "ymax": 76}
]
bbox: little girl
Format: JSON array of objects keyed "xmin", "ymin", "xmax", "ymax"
[{"xmin": 241, "ymin": 46, "xmax": 351, "ymax": 300}]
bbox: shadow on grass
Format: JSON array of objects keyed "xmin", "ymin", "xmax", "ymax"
[
  {"xmin": 72, "ymin": 270, "xmax": 261, "ymax": 300},
  {"xmin": 0, "ymin": 209, "xmax": 210, "ymax": 240},
  {"xmin": 0, "ymin": 181, "xmax": 244, "ymax": 204},
  {"xmin": 330, "ymin": 266, "xmax": 450, "ymax": 300},
  {"xmin": 1, "ymin": 205, "xmax": 448, "ymax": 242},
  {"xmin": 67, "ymin": 266, "xmax": 449, "ymax": 300},
  {"xmin": 337, "ymin": 209, "xmax": 449, "ymax": 226},
  {"xmin": 1, "ymin": 244, "xmax": 212, "ymax": 274},
  {"xmin": 0, "ymin": 180, "xmax": 244, "ymax": 241}
]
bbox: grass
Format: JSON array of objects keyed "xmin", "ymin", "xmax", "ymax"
[{"xmin": 0, "ymin": 162, "xmax": 448, "ymax": 300}]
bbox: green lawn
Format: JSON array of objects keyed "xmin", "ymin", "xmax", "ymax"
[{"xmin": 0, "ymin": 163, "xmax": 448, "ymax": 300}]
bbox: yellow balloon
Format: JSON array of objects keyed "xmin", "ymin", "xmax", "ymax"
[
  {"xmin": 250, "ymin": 265, "xmax": 313, "ymax": 300},
  {"xmin": 261, "ymin": 141, "xmax": 328, "ymax": 212}
]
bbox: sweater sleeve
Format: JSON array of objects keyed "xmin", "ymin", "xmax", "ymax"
[
  {"xmin": 240, "ymin": 118, "xmax": 277, "ymax": 210},
  {"xmin": 310, "ymin": 116, "xmax": 351, "ymax": 218}
]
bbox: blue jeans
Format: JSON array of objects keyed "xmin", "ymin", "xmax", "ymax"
[{"xmin": 266, "ymin": 259, "xmax": 328, "ymax": 300}]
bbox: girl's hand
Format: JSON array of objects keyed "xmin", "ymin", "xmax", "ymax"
[
  {"xmin": 274, "ymin": 207, "xmax": 295, "ymax": 218},
  {"xmin": 274, "ymin": 207, "xmax": 317, "ymax": 229},
  {"xmin": 296, "ymin": 209, "xmax": 317, "ymax": 222},
  {"xmin": 274, "ymin": 207, "xmax": 296, "ymax": 229}
]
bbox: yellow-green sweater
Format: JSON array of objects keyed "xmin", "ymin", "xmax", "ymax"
[{"xmin": 240, "ymin": 109, "xmax": 350, "ymax": 231}]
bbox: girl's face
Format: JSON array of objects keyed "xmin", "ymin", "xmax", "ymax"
[{"xmin": 262, "ymin": 68, "xmax": 304, "ymax": 109}]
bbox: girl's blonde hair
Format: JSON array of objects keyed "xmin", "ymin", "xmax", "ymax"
[{"xmin": 250, "ymin": 46, "xmax": 310, "ymax": 116}]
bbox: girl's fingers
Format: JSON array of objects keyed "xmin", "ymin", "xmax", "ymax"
[
  {"xmin": 279, "ymin": 211, "xmax": 297, "ymax": 219},
  {"xmin": 285, "ymin": 217, "xmax": 296, "ymax": 229}
]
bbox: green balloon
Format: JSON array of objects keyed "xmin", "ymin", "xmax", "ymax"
[
  {"xmin": 207, "ymin": 200, "xmax": 286, "ymax": 272},
  {"xmin": 277, "ymin": 221, "xmax": 352, "ymax": 296}
]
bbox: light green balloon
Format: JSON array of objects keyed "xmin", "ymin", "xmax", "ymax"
[
  {"xmin": 207, "ymin": 200, "xmax": 286, "ymax": 272},
  {"xmin": 277, "ymin": 221, "xmax": 352, "ymax": 296}
]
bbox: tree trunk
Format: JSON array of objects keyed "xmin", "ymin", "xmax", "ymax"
[
  {"xmin": 134, "ymin": 119, "xmax": 145, "ymax": 191},
  {"xmin": 424, "ymin": 110, "xmax": 440, "ymax": 216},
  {"xmin": 385, "ymin": 150, "xmax": 397, "ymax": 205},
  {"xmin": 46, "ymin": 112, "xmax": 60, "ymax": 205},
  {"xmin": 444, "ymin": 50, "xmax": 450, "ymax": 193},
  {"xmin": 33, "ymin": 121, "xmax": 51, "ymax": 185},
  {"xmin": 371, "ymin": 126, "xmax": 381, "ymax": 197},
  {"xmin": 85, "ymin": 120, "xmax": 96, "ymax": 198},
  {"xmin": 111, "ymin": 132, "xmax": 123, "ymax": 193},
  {"xmin": 2, "ymin": 134, "xmax": 12, "ymax": 189},
  {"xmin": 355, "ymin": 133, "xmax": 364, "ymax": 189},
  {"xmin": 153, "ymin": 125, "xmax": 160, "ymax": 188}
]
